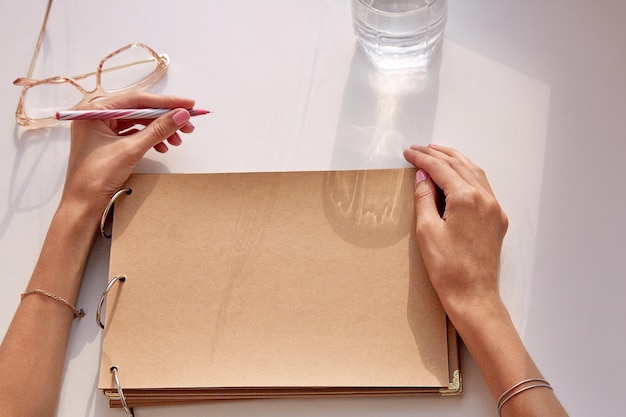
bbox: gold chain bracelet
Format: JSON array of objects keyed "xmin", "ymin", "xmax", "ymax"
[{"xmin": 21, "ymin": 289, "xmax": 85, "ymax": 318}]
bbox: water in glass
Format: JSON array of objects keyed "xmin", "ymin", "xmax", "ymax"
[{"xmin": 351, "ymin": 0, "xmax": 447, "ymax": 71}]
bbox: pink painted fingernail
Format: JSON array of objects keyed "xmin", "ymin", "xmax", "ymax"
[
  {"xmin": 173, "ymin": 109, "xmax": 190, "ymax": 127},
  {"xmin": 415, "ymin": 169, "xmax": 429, "ymax": 185}
]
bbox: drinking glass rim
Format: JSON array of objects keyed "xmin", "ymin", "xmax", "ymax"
[{"xmin": 354, "ymin": 0, "xmax": 442, "ymax": 16}]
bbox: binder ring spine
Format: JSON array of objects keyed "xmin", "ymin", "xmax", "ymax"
[
  {"xmin": 110, "ymin": 366, "xmax": 134, "ymax": 417},
  {"xmin": 97, "ymin": 275, "xmax": 126, "ymax": 329},
  {"xmin": 100, "ymin": 188, "xmax": 133, "ymax": 238}
]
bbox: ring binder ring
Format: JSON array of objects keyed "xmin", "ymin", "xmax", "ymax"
[
  {"xmin": 110, "ymin": 366, "xmax": 134, "ymax": 417},
  {"xmin": 97, "ymin": 275, "xmax": 126, "ymax": 329},
  {"xmin": 100, "ymin": 188, "xmax": 133, "ymax": 238}
]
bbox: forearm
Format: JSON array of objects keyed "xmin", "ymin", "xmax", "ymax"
[
  {"xmin": 0, "ymin": 200, "xmax": 99, "ymax": 417},
  {"xmin": 405, "ymin": 145, "xmax": 567, "ymax": 415},
  {"xmin": 0, "ymin": 93, "xmax": 194, "ymax": 417},
  {"xmin": 450, "ymin": 298, "xmax": 568, "ymax": 417}
]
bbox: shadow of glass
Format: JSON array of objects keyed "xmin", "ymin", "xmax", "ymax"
[
  {"xmin": 326, "ymin": 45, "xmax": 449, "ymax": 382},
  {"xmin": 331, "ymin": 44, "xmax": 442, "ymax": 170},
  {"xmin": 323, "ymin": 168, "xmax": 415, "ymax": 248}
]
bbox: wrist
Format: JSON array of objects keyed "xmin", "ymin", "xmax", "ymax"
[
  {"xmin": 444, "ymin": 293, "xmax": 510, "ymax": 341},
  {"xmin": 26, "ymin": 197, "xmax": 101, "ymax": 307},
  {"xmin": 52, "ymin": 198, "xmax": 101, "ymax": 243},
  {"xmin": 445, "ymin": 294, "xmax": 541, "ymax": 402}
]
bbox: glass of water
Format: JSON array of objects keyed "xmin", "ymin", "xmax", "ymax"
[{"xmin": 351, "ymin": 0, "xmax": 448, "ymax": 71}]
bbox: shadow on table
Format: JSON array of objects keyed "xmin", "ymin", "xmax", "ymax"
[{"xmin": 0, "ymin": 124, "xmax": 69, "ymax": 238}]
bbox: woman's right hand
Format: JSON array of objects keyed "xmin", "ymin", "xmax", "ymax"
[
  {"xmin": 403, "ymin": 144, "xmax": 509, "ymax": 320},
  {"xmin": 405, "ymin": 145, "xmax": 571, "ymax": 417}
]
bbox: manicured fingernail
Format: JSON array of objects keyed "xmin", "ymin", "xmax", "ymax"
[
  {"xmin": 415, "ymin": 169, "xmax": 429, "ymax": 185},
  {"xmin": 173, "ymin": 109, "xmax": 190, "ymax": 127}
]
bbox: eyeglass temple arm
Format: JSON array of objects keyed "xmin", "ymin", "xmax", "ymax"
[
  {"xmin": 26, "ymin": 0, "xmax": 54, "ymax": 79},
  {"xmin": 71, "ymin": 56, "xmax": 168, "ymax": 82}
]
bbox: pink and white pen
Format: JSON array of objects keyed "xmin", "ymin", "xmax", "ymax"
[{"xmin": 55, "ymin": 108, "xmax": 210, "ymax": 121}]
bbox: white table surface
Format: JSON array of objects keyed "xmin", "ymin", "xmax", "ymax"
[{"xmin": 1, "ymin": 1, "xmax": 625, "ymax": 416}]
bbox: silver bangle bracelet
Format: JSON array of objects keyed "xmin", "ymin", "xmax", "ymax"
[{"xmin": 497, "ymin": 378, "xmax": 552, "ymax": 416}]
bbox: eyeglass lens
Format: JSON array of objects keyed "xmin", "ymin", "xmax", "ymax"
[{"xmin": 100, "ymin": 45, "xmax": 161, "ymax": 91}]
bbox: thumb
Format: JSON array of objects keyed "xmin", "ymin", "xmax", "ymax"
[
  {"xmin": 413, "ymin": 169, "xmax": 441, "ymax": 231},
  {"xmin": 135, "ymin": 109, "xmax": 191, "ymax": 151}
]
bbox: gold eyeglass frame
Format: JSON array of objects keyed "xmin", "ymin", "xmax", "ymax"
[{"xmin": 13, "ymin": 0, "xmax": 170, "ymax": 128}]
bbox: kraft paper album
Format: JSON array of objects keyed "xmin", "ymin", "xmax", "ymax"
[{"xmin": 97, "ymin": 168, "xmax": 461, "ymax": 408}]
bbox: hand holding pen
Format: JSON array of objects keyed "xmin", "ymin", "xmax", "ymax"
[{"xmin": 65, "ymin": 92, "xmax": 200, "ymax": 211}]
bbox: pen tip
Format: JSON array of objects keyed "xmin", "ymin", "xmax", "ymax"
[{"xmin": 190, "ymin": 109, "xmax": 211, "ymax": 116}]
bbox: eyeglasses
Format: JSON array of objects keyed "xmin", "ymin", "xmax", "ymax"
[{"xmin": 13, "ymin": 0, "xmax": 170, "ymax": 128}]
